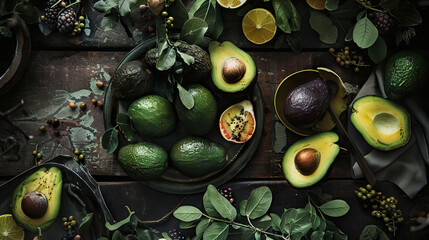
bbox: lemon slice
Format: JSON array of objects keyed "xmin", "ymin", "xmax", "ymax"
[
  {"xmin": 306, "ymin": 0, "xmax": 326, "ymax": 10},
  {"xmin": 217, "ymin": 0, "xmax": 247, "ymax": 9},
  {"xmin": 0, "ymin": 214, "xmax": 24, "ymax": 240},
  {"xmin": 242, "ymin": 8, "xmax": 277, "ymax": 45}
]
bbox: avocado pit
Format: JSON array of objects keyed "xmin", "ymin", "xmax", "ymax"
[
  {"xmin": 21, "ymin": 191, "xmax": 48, "ymax": 219},
  {"xmin": 222, "ymin": 58, "xmax": 246, "ymax": 83},
  {"xmin": 294, "ymin": 148, "xmax": 320, "ymax": 175}
]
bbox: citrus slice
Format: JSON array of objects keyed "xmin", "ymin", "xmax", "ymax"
[
  {"xmin": 306, "ymin": 0, "xmax": 326, "ymax": 10},
  {"xmin": 242, "ymin": 8, "xmax": 277, "ymax": 45},
  {"xmin": 0, "ymin": 214, "xmax": 24, "ymax": 240},
  {"xmin": 217, "ymin": 0, "xmax": 246, "ymax": 9}
]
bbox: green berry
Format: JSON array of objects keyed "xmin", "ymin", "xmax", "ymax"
[
  {"xmin": 168, "ymin": 16, "xmax": 174, "ymax": 21},
  {"xmin": 366, "ymin": 184, "xmax": 372, "ymax": 190},
  {"xmin": 79, "ymin": 23, "xmax": 84, "ymax": 28},
  {"xmin": 36, "ymin": 153, "xmax": 42, "ymax": 159},
  {"xmin": 74, "ymin": 150, "xmax": 80, "ymax": 155},
  {"xmin": 376, "ymin": 213, "xmax": 381, "ymax": 218},
  {"xmin": 384, "ymin": 217, "xmax": 389, "ymax": 222},
  {"xmin": 32, "ymin": 150, "xmax": 38, "ymax": 156},
  {"xmin": 362, "ymin": 196, "xmax": 367, "ymax": 200},
  {"xmin": 68, "ymin": 216, "xmax": 74, "ymax": 221},
  {"xmin": 62, "ymin": 217, "xmax": 67, "ymax": 222},
  {"xmin": 166, "ymin": 20, "xmax": 171, "ymax": 24},
  {"xmin": 78, "ymin": 154, "xmax": 84, "ymax": 160},
  {"xmin": 357, "ymin": 192, "xmax": 363, "ymax": 198},
  {"xmin": 79, "ymin": 16, "xmax": 85, "ymax": 21},
  {"xmin": 162, "ymin": 11, "xmax": 168, "ymax": 17},
  {"xmin": 70, "ymin": 220, "xmax": 77, "ymax": 226}
]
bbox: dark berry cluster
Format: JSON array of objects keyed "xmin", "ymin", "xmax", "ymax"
[
  {"xmin": 218, "ymin": 187, "xmax": 235, "ymax": 205},
  {"xmin": 329, "ymin": 46, "xmax": 370, "ymax": 72},
  {"xmin": 41, "ymin": 0, "xmax": 85, "ymax": 36},
  {"xmin": 61, "ymin": 215, "xmax": 81, "ymax": 240},
  {"xmin": 139, "ymin": 4, "xmax": 156, "ymax": 37},
  {"xmin": 355, "ymin": 184, "xmax": 404, "ymax": 235},
  {"xmin": 369, "ymin": 12, "xmax": 394, "ymax": 35},
  {"xmin": 168, "ymin": 228, "xmax": 186, "ymax": 240}
]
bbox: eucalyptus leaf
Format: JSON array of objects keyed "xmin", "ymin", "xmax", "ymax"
[
  {"xmin": 325, "ymin": 231, "xmax": 334, "ymax": 240},
  {"xmin": 156, "ymin": 46, "xmax": 176, "ymax": 71},
  {"xmin": 272, "ymin": 0, "xmax": 301, "ymax": 33},
  {"xmin": 245, "ymin": 186, "xmax": 273, "ymax": 220},
  {"xmin": 305, "ymin": 203, "xmax": 320, "ymax": 230},
  {"xmin": 254, "ymin": 232, "xmax": 261, "ymax": 240},
  {"xmin": 311, "ymin": 231, "xmax": 325, "ymax": 240},
  {"xmin": 173, "ymin": 206, "xmax": 203, "ymax": 222},
  {"xmin": 177, "ymin": 83, "xmax": 195, "ymax": 110},
  {"xmin": 177, "ymin": 50, "xmax": 195, "ymax": 66},
  {"xmin": 359, "ymin": 225, "xmax": 390, "ymax": 240},
  {"xmin": 253, "ymin": 215, "xmax": 272, "ymax": 231},
  {"xmin": 195, "ymin": 218, "xmax": 211, "ymax": 240},
  {"xmin": 156, "ymin": 15, "xmax": 167, "ymax": 47},
  {"xmin": 389, "ymin": 0, "xmax": 422, "ymax": 27},
  {"xmin": 100, "ymin": 12, "xmax": 119, "ymax": 31},
  {"xmin": 180, "ymin": 220, "xmax": 199, "ymax": 229},
  {"xmin": 280, "ymin": 208, "xmax": 312, "ymax": 236},
  {"xmin": 105, "ymin": 211, "xmax": 135, "ymax": 231},
  {"xmin": 78, "ymin": 213, "xmax": 93, "ymax": 235},
  {"xmin": 353, "ymin": 17, "xmax": 378, "ymax": 49},
  {"xmin": 161, "ymin": 232, "xmax": 172, "ymax": 240},
  {"xmin": 188, "ymin": 0, "xmax": 206, "ymax": 18},
  {"xmin": 357, "ymin": 10, "xmax": 366, "ymax": 21},
  {"xmin": 136, "ymin": 229, "xmax": 152, "ymax": 240},
  {"xmin": 325, "ymin": 0, "xmax": 339, "ymax": 11},
  {"xmin": 318, "ymin": 219, "xmax": 327, "ymax": 232},
  {"xmin": 117, "ymin": 113, "xmax": 138, "ymax": 142},
  {"xmin": 241, "ymin": 230, "xmax": 254, "ymax": 240},
  {"xmin": 203, "ymin": 188, "xmax": 222, "ymax": 218},
  {"xmin": 368, "ymin": 36, "xmax": 387, "ymax": 64},
  {"xmin": 239, "ymin": 200, "xmax": 248, "ymax": 216},
  {"xmin": 94, "ymin": 0, "xmax": 118, "ymax": 13},
  {"xmin": 102, "ymin": 128, "xmax": 119, "ymax": 153},
  {"xmin": 203, "ymin": 222, "xmax": 229, "ymax": 240},
  {"xmin": 319, "ymin": 200, "xmax": 350, "ymax": 217},
  {"xmin": 193, "ymin": 0, "xmax": 216, "ymax": 30},
  {"xmin": 207, "ymin": 184, "xmax": 237, "ymax": 221},
  {"xmin": 180, "ymin": 17, "xmax": 208, "ymax": 45},
  {"xmin": 326, "ymin": 220, "xmax": 348, "ymax": 240},
  {"xmin": 209, "ymin": 4, "xmax": 223, "ymax": 39},
  {"xmin": 112, "ymin": 230, "xmax": 125, "ymax": 240},
  {"xmin": 126, "ymin": 235, "xmax": 139, "ymax": 240},
  {"xmin": 309, "ymin": 10, "xmax": 338, "ymax": 44},
  {"xmin": 270, "ymin": 213, "xmax": 281, "ymax": 232},
  {"xmin": 168, "ymin": 0, "xmax": 189, "ymax": 29}
]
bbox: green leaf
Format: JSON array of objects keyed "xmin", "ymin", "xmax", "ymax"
[
  {"xmin": 203, "ymin": 189, "xmax": 222, "ymax": 218},
  {"xmin": 177, "ymin": 83, "xmax": 195, "ymax": 110},
  {"xmin": 193, "ymin": 0, "xmax": 217, "ymax": 31},
  {"xmin": 180, "ymin": 18, "xmax": 208, "ymax": 45},
  {"xmin": 0, "ymin": 137, "xmax": 20, "ymax": 161},
  {"xmin": 239, "ymin": 200, "xmax": 248, "ymax": 216},
  {"xmin": 94, "ymin": 0, "xmax": 118, "ymax": 13},
  {"xmin": 14, "ymin": 2, "xmax": 39, "ymax": 24},
  {"xmin": 318, "ymin": 219, "xmax": 327, "ymax": 232},
  {"xmin": 118, "ymin": 0, "xmax": 133, "ymax": 17},
  {"xmin": 353, "ymin": 17, "xmax": 378, "ymax": 48},
  {"xmin": 380, "ymin": 0, "xmax": 400, "ymax": 10},
  {"xmin": 195, "ymin": 218, "xmax": 211, "ymax": 240},
  {"xmin": 106, "ymin": 211, "xmax": 135, "ymax": 231},
  {"xmin": 245, "ymin": 186, "xmax": 273, "ymax": 220},
  {"xmin": 117, "ymin": 113, "xmax": 138, "ymax": 142},
  {"xmin": 270, "ymin": 213, "xmax": 281, "ymax": 232},
  {"xmin": 177, "ymin": 50, "xmax": 195, "ymax": 66},
  {"xmin": 272, "ymin": 0, "xmax": 301, "ymax": 33},
  {"xmin": 285, "ymin": 34, "xmax": 302, "ymax": 53},
  {"xmin": 309, "ymin": 10, "xmax": 338, "ymax": 44},
  {"xmin": 326, "ymin": 220, "xmax": 348, "ymax": 240},
  {"xmin": 102, "ymin": 128, "xmax": 119, "ymax": 153},
  {"xmin": 78, "ymin": 213, "xmax": 93, "ymax": 235},
  {"xmin": 389, "ymin": 0, "xmax": 422, "ymax": 27},
  {"xmin": 161, "ymin": 232, "xmax": 172, "ymax": 240},
  {"xmin": 180, "ymin": 220, "xmax": 199, "ymax": 229},
  {"xmin": 311, "ymin": 231, "xmax": 325, "ymax": 240},
  {"xmin": 100, "ymin": 12, "xmax": 119, "ymax": 31},
  {"xmin": 241, "ymin": 230, "xmax": 254, "ymax": 240},
  {"xmin": 126, "ymin": 235, "xmax": 139, "ymax": 240},
  {"xmin": 156, "ymin": 15, "xmax": 167, "ymax": 47},
  {"xmin": 319, "ymin": 200, "xmax": 350, "ymax": 217},
  {"xmin": 112, "ymin": 230, "xmax": 125, "ymax": 240},
  {"xmin": 173, "ymin": 206, "xmax": 203, "ymax": 222},
  {"xmin": 272, "ymin": 0, "xmax": 291, "ymax": 33},
  {"xmin": 359, "ymin": 225, "xmax": 390, "ymax": 240},
  {"xmin": 368, "ymin": 36, "xmax": 387, "ymax": 64},
  {"xmin": 253, "ymin": 215, "xmax": 272, "ymax": 231},
  {"xmin": 325, "ymin": 0, "xmax": 339, "ymax": 11},
  {"xmin": 325, "ymin": 231, "xmax": 334, "ymax": 240},
  {"xmin": 305, "ymin": 203, "xmax": 320, "ymax": 230},
  {"xmin": 189, "ymin": 0, "xmax": 206, "ymax": 18},
  {"xmin": 280, "ymin": 208, "xmax": 312, "ymax": 237},
  {"xmin": 254, "ymin": 232, "xmax": 261, "ymax": 240},
  {"xmin": 156, "ymin": 46, "xmax": 176, "ymax": 71},
  {"xmin": 345, "ymin": 24, "xmax": 354, "ymax": 41},
  {"xmin": 136, "ymin": 229, "xmax": 152, "ymax": 240},
  {"xmin": 357, "ymin": 10, "xmax": 366, "ymax": 21},
  {"xmin": 207, "ymin": 185, "xmax": 237, "ymax": 221},
  {"xmin": 203, "ymin": 222, "xmax": 229, "ymax": 240},
  {"xmin": 209, "ymin": 4, "xmax": 224, "ymax": 39},
  {"xmin": 168, "ymin": 0, "xmax": 189, "ymax": 29}
]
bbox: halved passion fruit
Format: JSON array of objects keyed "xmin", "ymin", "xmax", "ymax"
[{"xmin": 219, "ymin": 100, "xmax": 256, "ymax": 143}]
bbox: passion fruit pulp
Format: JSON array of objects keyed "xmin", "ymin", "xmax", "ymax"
[{"xmin": 219, "ymin": 100, "xmax": 256, "ymax": 143}]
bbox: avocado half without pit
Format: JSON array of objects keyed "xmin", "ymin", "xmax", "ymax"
[{"xmin": 350, "ymin": 95, "xmax": 411, "ymax": 151}]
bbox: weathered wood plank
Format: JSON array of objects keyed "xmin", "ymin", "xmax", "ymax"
[{"xmin": 0, "ymin": 50, "xmax": 369, "ymax": 179}]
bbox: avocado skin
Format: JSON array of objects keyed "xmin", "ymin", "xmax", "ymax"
[
  {"xmin": 11, "ymin": 167, "xmax": 62, "ymax": 232},
  {"xmin": 284, "ymin": 79, "xmax": 330, "ymax": 129},
  {"xmin": 118, "ymin": 142, "xmax": 168, "ymax": 180},
  {"xmin": 170, "ymin": 137, "xmax": 227, "ymax": 177},
  {"xmin": 384, "ymin": 51, "xmax": 429, "ymax": 100},
  {"xmin": 145, "ymin": 42, "xmax": 212, "ymax": 82},
  {"xmin": 175, "ymin": 84, "xmax": 217, "ymax": 136},
  {"xmin": 111, "ymin": 60, "xmax": 154, "ymax": 100}
]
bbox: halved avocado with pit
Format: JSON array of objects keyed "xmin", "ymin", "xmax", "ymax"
[
  {"xmin": 282, "ymin": 132, "xmax": 339, "ymax": 188},
  {"xmin": 209, "ymin": 41, "xmax": 256, "ymax": 92},
  {"xmin": 11, "ymin": 167, "xmax": 62, "ymax": 232},
  {"xmin": 350, "ymin": 95, "xmax": 411, "ymax": 151}
]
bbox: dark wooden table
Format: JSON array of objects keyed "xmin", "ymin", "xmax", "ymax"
[{"xmin": 1, "ymin": 1, "xmax": 429, "ymax": 239}]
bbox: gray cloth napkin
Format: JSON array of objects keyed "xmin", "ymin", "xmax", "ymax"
[{"xmin": 348, "ymin": 64, "xmax": 429, "ymax": 198}]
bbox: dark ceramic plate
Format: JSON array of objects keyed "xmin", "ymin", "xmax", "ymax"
[
  {"xmin": 104, "ymin": 36, "xmax": 264, "ymax": 194},
  {"xmin": 0, "ymin": 155, "xmax": 112, "ymax": 239}
]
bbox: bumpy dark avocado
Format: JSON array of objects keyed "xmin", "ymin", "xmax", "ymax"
[
  {"xmin": 145, "ymin": 42, "xmax": 212, "ymax": 82},
  {"xmin": 283, "ymin": 79, "xmax": 330, "ymax": 129},
  {"xmin": 111, "ymin": 60, "xmax": 154, "ymax": 100},
  {"xmin": 11, "ymin": 167, "xmax": 62, "ymax": 232},
  {"xmin": 282, "ymin": 132, "xmax": 339, "ymax": 188}
]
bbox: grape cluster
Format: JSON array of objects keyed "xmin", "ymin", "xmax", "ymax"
[
  {"xmin": 355, "ymin": 184, "xmax": 404, "ymax": 235},
  {"xmin": 218, "ymin": 187, "xmax": 235, "ymax": 205},
  {"xmin": 61, "ymin": 216, "xmax": 81, "ymax": 240},
  {"xmin": 40, "ymin": 0, "xmax": 85, "ymax": 36},
  {"xmin": 369, "ymin": 12, "xmax": 394, "ymax": 35},
  {"xmin": 329, "ymin": 46, "xmax": 370, "ymax": 72},
  {"xmin": 168, "ymin": 228, "xmax": 186, "ymax": 240}
]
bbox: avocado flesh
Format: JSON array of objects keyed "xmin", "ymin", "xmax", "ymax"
[
  {"xmin": 11, "ymin": 167, "xmax": 62, "ymax": 232},
  {"xmin": 350, "ymin": 96, "xmax": 410, "ymax": 151},
  {"xmin": 175, "ymin": 84, "xmax": 217, "ymax": 136},
  {"xmin": 209, "ymin": 41, "xmax": 256, "ymax": 92},
  {"xmin": 170, "ymin": 137, "xmax": 228, "ymax": 177},
  {"xmin": 282, "ymin": 132, "xmax": 339, "ymax": 188}
]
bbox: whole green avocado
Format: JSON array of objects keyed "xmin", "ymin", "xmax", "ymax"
[{"xmin": 384, "ymin": 51, "xmax": 429, "ymax": 99}]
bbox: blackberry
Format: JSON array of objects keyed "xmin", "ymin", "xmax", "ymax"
[
  {"xmin": 57, "ymin": 8, "xmax": 77, "ymax": 34},
  {"xmin": 368, "ymin": 12, "xmax": 394, "ymax": 35},
  {"xmin": 218, "ymin": 187, "xmax": 235, "ymax": 205},
  {"xmin": 42, "ymin": 0, "xmax": 61, "ymax": 27},
  {"xmin": 168, "ymin": 229, "xmax": 186, "ymax": 240}
]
